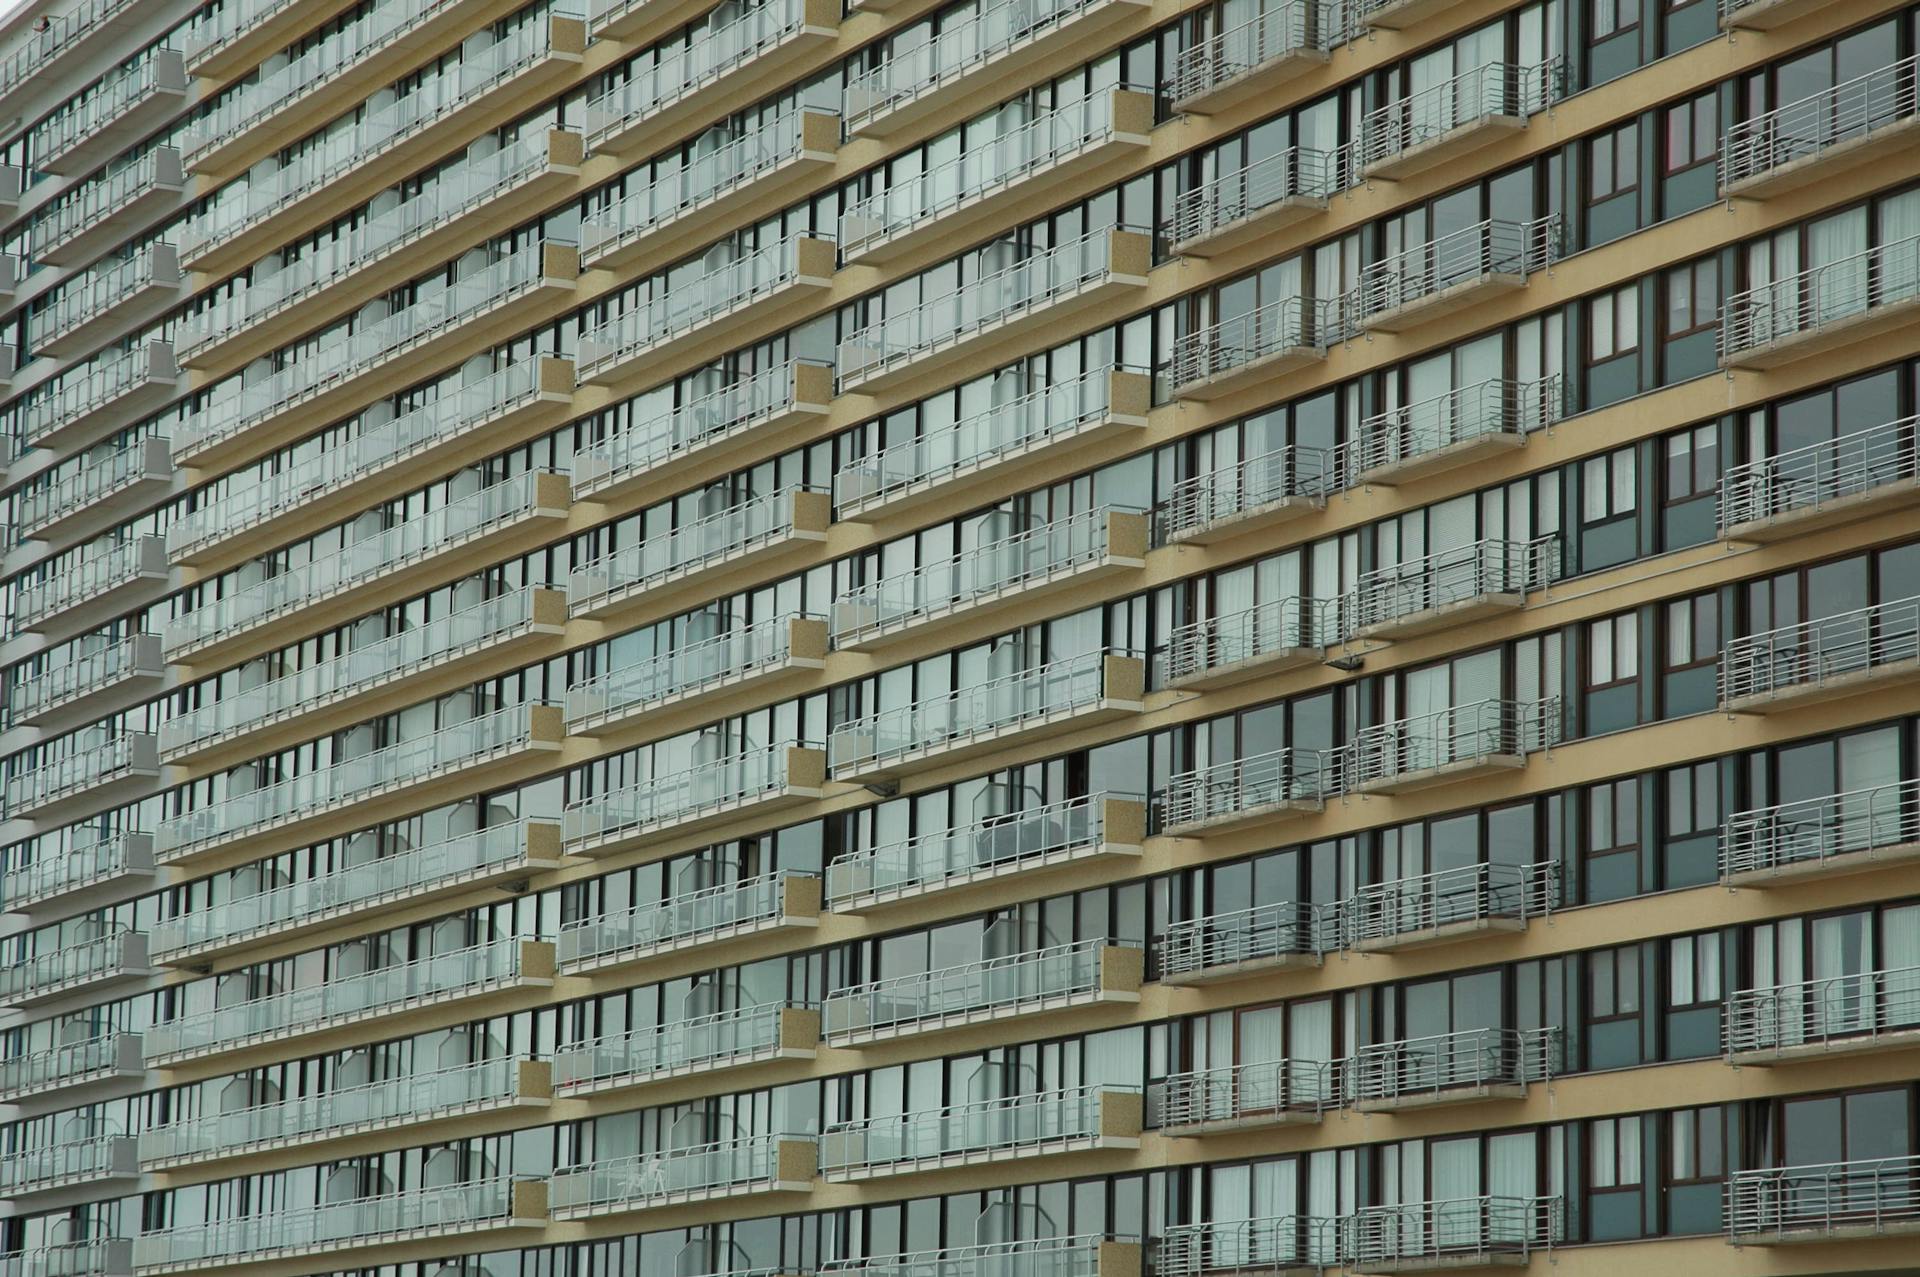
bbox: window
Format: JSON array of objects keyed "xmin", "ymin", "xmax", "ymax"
[
  {"xmin": 1590, "ymin": 123, "xmax": 1638, "ymax": 200},
  {"xmin": 1668, "ymin": 934, "xmax": 1723, "ymax": 1009},
  {"xmin": 1664, "ymin": 93, "xmax": 1716, "ymax": 174},
  {"xmin": 1593, "ymin": 0, "xmax": 1638, "ymax": 36},
  {"xmin": 1669, "ymin": 1107, "xmax": 1724, "ymax": 1184},
  {"xmin": 1588, "ymin": 613, "xmax": 1639, "ymax": 688},
  {"xmin": 1664, "ymin": 259, "xmax": 1718, "ymax": 339},
  {"xmin": 1663, "ymin": 426, "xmax": 1717, "ymax": 502},
  {"xmin": 1588, "ymin": 778, "xmax": 1638, "ymax": 856},
  {"xmin": 1663, "ymin": 594, "xmax": 1717, "ymax": 671},
  {"xmin": 1590, "ymin": 944, "xmax": 1641, "ymax": 1021},
  {"xmin": 1592, "ymin": 1116, "xmax": 1644, "ymax": 1189},
  {"xmin": 1665, "ymin": 762, "xmax": 1719, "ymax": 838},
  {"xmin": 1590, "ymin": 286, "xmax": 1640, "ymax": 362},
  {"xmin": 1582, "ymin": 447, "xmax": 1637, "ymax": 524}
]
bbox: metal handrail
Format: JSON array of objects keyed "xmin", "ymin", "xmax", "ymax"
[
  {"xmin": 566, "ymin": 613, "xmax": 810, "ymax": 727},
  {"xmin": 1170, "ymin": 146, "xmax": 1346, "ymax": 248},
  {"xmin": 552, "ymin": 1132, "xmax": 809, "ymax": 1214},
  {"xmin": 1338, "ymin": 862, "xmax": 1559, "ymax": 947},
  {"xmin": 1722, "ymin": 233, "xmax": 1920, "ymax": 359},
  {"xmin": 0, "ymin": 1238, "xmax": 132, "ymax": 1277},
  {"xmin": 1351, "ymin": 376, "xmax": 1561, "ymax": 478},
  {"xmin": 1153, "ymin": 1057, "xmax": 1338, "ymax": 1129},
  {"xmin": 1166, "ymin": 1, "xmax": 1340, "ymax": 105},
  {"xmin": 1345, "ymin": 1027, "xmax": 1559, "ymax": 1104},
  {"xmin": 1357, "ymin": 60, "xmax": 1563, "ymax": 170},
  {"xmin": 1344, "ymin": 535, "xmax": 1560, "ymax": 635},
  {"xmin": 1344, "ymin": 1196, "xmax": 1561, "ymax": 1266},
  {"xmin": 1161, "ymin": 1215, "xmax": 1340, "ymax": 1276},
  {"xmin": 1160, "ymin": 746, "xmax": 1340, "ymax": 829},
  {"xmin": 1719, "ymin": 413, "xmax": 1920, "ymax": 531},
  {"xmin": 562, "ymin": 740, "xmax": 817, "ymax": 848},
  {"xmin": 10, "ymin": 633, "xmax": 157, "ymax": 724},
  {"xmin": 1720, "ymin": 595, "xmax": 1920, "ymax": 703},
  {"xmin": 573, "ymin": 362, "xmax": 817, "ymax": 498},
  {"xmin": 7, "ymin": 732, "xmax": 154, "ymax": 814},
  {"xmin": 1725, "ymin": 964, "xmax": 1920, "ymax": 1056},
  {"xmin": 1342, "ymin": 697, "xmax": 1561, "ymax": 788},
  {"xmin": 0, "ymin": 1031, "xmax": 140, "ymax": 1102},
  {"xmin": 554, "ymin": 1001, "xmax": 802, "ymax": 1092},
  {"xmin": 1159, "ymin": 900, "xmax": 1334, "ymax": 978},
  {"xmin": 1169, "ymin": 295, "xmax": 1340, "ymax": 389},
  {"xmin": 558, "ymin": 869, "xmax": 813, "ymax": 966},
  {"xmin": 824, "ymin": 937, "xmax": 1122, "ymax": 1040},
  {"xmin": 1159, "ymin": 445, "xmax": 1338, "ymax": 539},
  {"xmin": 1163, "ymin": 596, "xmax": 1335, "ymax": 683},
  {"xmin": 1723, "ymin": 53, "xmax": 1920, "ymax": 187},
  {"xmin": 827, "ymin": 792, "xmax": 1120, "ymax": 907},
  {"xmin": 1728, "ymin": 1154, "xmax": 1920, "ymax": 1240},
  {"xmin": 1356, "ymin": 217, "xmax": 1559, "ymax": 319},
  {"xmin": 0, "ymin": 1132, "xmax": 136, "ymax": 1193},
  {"xmin": 821, "ymin": 1234, "xmax": 1126, "ymax": 1277},
  {"xmin": 1721, "ymin": 778, "xmax": 1920, "ymax": 879},
  {"xmin": 822, "ymin": 1083, "xmax": 1126, "ymax": 1174},
  {"xmin": 0, "ymin": 928, "xmax": 142, "ymax": 1003},
  {"xmin": 570, "ymin": 487, "xmax": 816, "ymax": 612},
  {"xmin": 1, "ymin": 832, "xmax": 146, "ymax": 913},
  {"xmin": 585, "ymin": 0, "xmax": 809, "ymax": 142}
]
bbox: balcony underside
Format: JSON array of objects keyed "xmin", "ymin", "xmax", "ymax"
[
  {"xmin": 1352, "ymin": 592, "xmax": 1525, "ymax": 642},
  {"xmin": 1351, "ymin": 753, "xmax": 1528, "ymax": 796},
  {"xmin": 830, "ymin": 987, "xmax": 1140, "ymax": 1048},
  {"xmin": 1363, "ymin": 115, "xmax": 1527, "ymax": 182},
  {"xmin": 1177, "ymin": 194, "xmax": 1327, "ymax": 259},
  {"xmin": 1163, "ymin": 795, "xmax": 1323, "ymax": 838},
  {"xmin": 1724, "ymin": 839, "xmax": 1920, "ymax": 889},
  {"xmin": 1159, "ymin": 950, "xmax": 1321, "ymax": 988},
  {"xmin": 838, "ymin": 555, "xmax": 1144, "ymax": 653},
  {"xmin": 1723, "ymin": 294, "xmax": 1920, "ymax": 371},
  {"xmin": 1721, "ymin": 0, "xmax": 1833, "ymax": 30},
  {"xmin": 1730, "ymin": 1023, "xmax": 1920, "ymax": 1068},
  {"xmin": 1363, "ymin": 273, "xmax": 1526, "ymax": 334},
  {"xmin": 1732, "ymin": 1217, "xmax": 1920, "ymax": 1246},
  {"xmin": 1723, "ymin": 657, "xmax": 1920, "ymax": 716},
  {"xmin": 832, "ymin": 697, "xmax": 1144, "ymax": 785},
  {"xmin": 1167, "ymin": 493, "xmax": 1324, "ymax": 545},
  {"xmin": 1348, "ymin": 915, "xmax": 1528, "ymax": 954},
  {"xmin": 1726, "ymin": 117, "xmax": 1920, "ymax": 201},
  {"xmin": 1724, "ymin": 477, "xmax": 1919, "ymax": 544},
  {"xmin": 1176, "ymin": 48, "xmax": 1328, "ymax": 116},
  {"xmin": 1353, "ymin": 1081, "xmax": 1529, "ymax": 1114},
  {"xmin": 1174, "ymin": 344, "xmax": 1324, "ymax": 403},
  {"xmin": 1365, "ymin": 0, "xmax": 1468, "ymax": 28},
  {"xmin": 1359, "ymin": 432, "xmax": 1526, "ymax": 488},
  {"xmin": 1168, "ymin": 644, "xmax": 1325, "ymax": 693}
]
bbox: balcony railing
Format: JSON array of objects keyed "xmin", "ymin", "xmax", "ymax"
[
  {"xmin": 1722, "ymin": 233, "xmax": 1920, "ymax": 362},
  {"xmin": 1169, "ymin": 296, "xmax": 1338, "ymax": 391},
  {"xmin": 6, "ymin": 732, "xmax": 158, "ymax": 817},
  {"xmin": 133, "ymin": 1177, "xmax": 545, "ymax": 1271},
  {"xmin": 557, "ymin": 869, "xmax": 819, "ymax": 971},
  {"xmin": 1170, "ymin": 146, "xmax": 1343, "ymax": 251},
  {"xmin": 1158, "ymin": 901, "xmax": 1332, "ymax": 981},
  {"xmin": 822, "ymin": 1236, "xmax": 1128, "ymax": 1277},
  {"xmin": 1156, "ymin": 1056, "xmax": 1338, "ymax": 1133},
  {"xmin": 1160, "ymin": 747, "xmax": 1339, "ymax": 831},
  {"xmin": 1345, "ymin": 535, "xmax": 1559, "ymax": 637},
  {"xmin": 0, "ymin": 0, "xmax": 140, "ymax": 100},
  {"xmin": 1352, "ymin": 376, "xmax": 1560, "ymax": 480},
  {"xmin": 139, "ymin": 1056, "xmax": 542, "ymax": 1166},
  {"xmin": 142, "ymin": 936, "xmax": 548, "ymax": 1064},
  {"xmin": 827, "ymin": 793, "xmax": 1139, "ymax": 910},
  {"xmin": 39, "ymin": 51, "xmax": 186, "ymax": 173},
  {"xmin": 149, "ymin": 820, "xmax": 559, "ymax": 960},
  {"xmin": 8, "ymin": 635, "xmax": 162, "ymax": 728},
  {"xmin": 1159, "ymin": 446, "xmax": 1337, "ymax": 541},
  {"xmin": 821, "ymin": 1084, "xmax": 1137, "ymax": 1178},
  {"xmin": 1161, "ymin": 1216, "xmax": 1340, "ymax": 1277},
  {"xmin": 1357, "ymin": 60, "xmax": 1562, "ymax": 172},
  {"xmin": 1345, "ymin": 698, "xmax": 1560, "ymax": 791},
  {"xmin": 0, "ymin": 929, "xmax": 149, "ymax": 1007},
  {"xmin": 1720, "ymin": 596, "xmax": 1920, "ymax": 706},
  {"xmin": 1, "ymin": 832, "xmax": 153, "ymax": 914},
  {"xmin": 567, "ymin": 613, "xmax": 820, "ymax": 732},
  {"xmin": 0, "ymin": 1239, "xmax": 133, "ymax": 1277},
  {"xmin": 1356, "ymin": 217, "xmax": 1558, "ymax": 323},
  {"xmin": 38, "ymin": 248, "xmax": 181, "ymax": 355},
  {"xmin": 1163, "ymin": 598, "xmax": 1333, "ymax": 685},
  {"xmin": 1723, "ymin": 54, "xmax": 1920, "ymax": 189},
  {"xmin": 30, "ymin": 148, "xmax": 184, "ymax": 263},
  {"xmin": 1722, "ymin": 779, "xmax": 1920, "ymax": 881},
  {"xmin": 1339, "ymin": 862, "xmax": 1559, "ymax": 948},
  {"xmin": 153, "ymin": 703, "xmax": 559, "ymax": 861},
  {"xmin": 0, "ymin": 1031, "xmax": 143, "ymax": 1106},
  {"xmin": 554, "ymin": 1001, "xmax": 813, "ymax": 1095},
  {"xmin": 0, "ymin": 1133, "xmax": 138, "ymax": 1196},
  {"xmin": 1345, "ymin": 1196, "xmax": 1561, "ymax": 1269},
  {"xmin": 1728, "ymin": 1155, "xmax": 1920, "ymax": 1241},
  {"xmin": 1346, "ymin": 1027, "xmax": 1559, "ymax": 1107},
  {"xmin": 1166, "ymin": 1, "xmax": 1337, "ymax": 105},
  {"xmin": 19, "ymin": 438, "xmax": 172, "ymax": 540},
  {"xmin": 551, "ymin": 1134, "xmax": 816, "ymax": 1219},
  {"xmin": 562, "ymin": 742, "xmax": 824, "ymax": 853},
  {"xmin": 21, "ymin": 343, "xmax": 177, "ymax": 453},
  {"xmin": 568, "ymin": 487, "xmax": 824, "ymax": 616},
  {"xmin": 824, "ymin": 937, "xmax": 1137, "ymax": 1042},
  {"xmin": 1725, "ymin": 965, "xmax": 1920, "ymax": 1058},
  {"xmin": 1720, "ymin": 414, "xmax": 1918, "ymax": 534}
]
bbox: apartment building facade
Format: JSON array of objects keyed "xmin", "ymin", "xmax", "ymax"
[{"xmin": 0, "ymin": 0, "xmax": 1917, "ymax": 1274}]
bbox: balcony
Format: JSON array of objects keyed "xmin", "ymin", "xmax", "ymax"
[
  {"xmin": 1721, "ymin": 780, "xmax": 1920, "ymax": 887},
  {"xmin": 839, "ymin": 228, "xmax": 1150, "ymax": 394},
  {"xmin": 824, "ymin": 938, "xmax": 1143, "ymax": 1046},
  {"xmin": 1160, "ymin": 447, "xmax": 1336, "ymax": 545},
  {"xmin": 181, "ymin": 0, "xmax": 362, "ymax": 78},
  {"xmin": 1153, "ymin": 1058, "xmax": 1336, "ymax": 1134},
  {"xmin": 0, "ymin": 0, "xmax": 148, "ymax": 102},
  {"xmin": 178, "ymin": 18, "xmax": 585, "ymax": 284},
  {"xmin": 557, "ymin": 870, "xmax": 822, "ymax": 977},
  {"xmin": 845, "ymin": 0, "xmax": 1148, "ymax": 139},
  {"xmin": 21, "ymin": 438, "xmax": 172, "ymax": 552},
  {"xmin": 554, "ymin": 1002, "xmax": 820, "ymax": 1098},
  {"xmin": 585, "ymin": 110, "xmax": 838, "ymax": 274},
  {"xmin": 823, "ymin": 1238, "xmax": 1142, "ymax": 1277},
  {"xmin": 567, "ymin": 615, "xmax": 828, "ymax": 739},
  {"xmin": 1164, "ymin": 599, "xmax": 1334, "ymax": 692},
  {"xmin": 1345, "ymin": 536, "xmax": 1558, "ymax": 641},
  {"xmin": 843, "ymin": 90, "xmax": 1151, "ymax": 266},
  {"xmin": 590, "ymin": 0, "xmax": 716, "ymax": 40},
  {"xmin": 1721, "ymin": 234, "xmax": 1920, "ymax": 369},
  {"xmin": 1718, "ymin": 0, "xmax": 1824, "ymax": 30},
  {"xmin": 0, "ymin": 1240, "xmax": 134, "ymax": 1277},
  {"xmin": 1346, "ymin": 698, "xmax": 1560, "ymax": 796},
  {"xmin": 176, "ymin": 245, "xmax": 579, "ymax": 471},
  {"xmin": 0, "ymin": 1134, "xmax": 139, "ymax": 1200},
  {"xmin": 1, "ymin": 832, "xmax": 155, "ymax": 917},
  {"xmin": 1158, "ymin": 901, "xmax": 1330, "ymax": 986},
  {"xmin": 161, "ymin": 588, "xmax": 567, "ymax": 766},
  {"xmin": 142, "ymin": 937, "xmax": 556, "ymax": 1067},
  {"xmin": 1358, "ymin": 61, "xmax": 1560, "ymax": 181},
  {"xmin": 167, "ymin": 357, "xmax": 575, "ymax": 570},
  {"xmin": 163, "ymin": 471, "xmax": 571, "ymax": 666},
  {"xmin": 1171, "ymin": 147, "xmax": 1342, "ymax": 259},
  {"xmin": 1353, "ymin": 377, "xmax": 1560, "ymax": 487},
  {"xmin": 39, "ymin": 248, "xmax": 182, "ymax": 362},
  {"xmin": 1341, "ymin": 862, "xmax": 1558, "ymax": 953},
  {"xmin": 570, "ymin": 489, "xmax": 830, "ymax": 623},
  {"xmin": 1720, "ymin": 597, "xmax": 1920, "ymax": 713},
  {"xmin": 138, "ymin": 1056, "xmax": 551, "ymax": 1170},
  {"xmin": 827, "ymin": 793, "xmax": 1146, "ymax": 913},
  {"xmin": 1725, "ymin": 966, "xmax": 1920, "ymax": 1065},
  {"xmin": 0, "ymin": 929, "xmax": 153, "ymax": 1009},
  {"xmin": 6, "ymin": 733, "xmax": 160, "ymax": 822},
  {"xmin": 1359, "ymin": 0, "xmax": 1470, "ymax": 29},
  {"xmin": 1720, "ymin": 414, "xmax": 1918, "ymax": 543},
  {"xmin": 9, "ymin": 634, "xmax": 164, "ymax": 731},
  {"xmin": 1346, "ymin": 1197, "xmax": 1560, "ymax": 1274},
  {"xmin": 1169, "ymin": 296, "xmax": 1336, "ymax": 401},
  {"xmin": 574, "ymin": 362, "xmax": 830, "ymax": 504},
  {"xmin": 1723, "ymin": 56, "xmax": 1920, "ymax": 199},
  {"xmin": 148, "ymin": 819, "xmax": 565, "ymax": 966},
  {"xmin": 578, "ymin": 236, "xmax": 835, "ymax": 389},
  {"xmin": 0, "ymin": 1032, "xmax": 144, "ymax": 1109},
  {"xmin": 31, "ymin": 148, "xmax": 185, "ymax": 267},
  {"xmin": 833, "ymin": 507, "xmax": 1149, "ymax": 651},
  {"xmin": 39, "ymin": 50, "xmax": 187, "ymax": 177},
  {"xmin": 23, "ymin": 342, "xmax": 178, "ymax": 459},
  {"xmin": 1357, "ymin": 217, "xmax": 1559, "ymax": 333},
  {"xmin": 585, "ymin": 0, "xmax": 839, "ymax": 159},
  {"xmin": 821, "ymin": 1085, "xmax": 1141, "ymax": 1181},
  {"xmin": 17, "ymin": 536, "xmax": 168, "ymax": 642},
  {"xmin": 562, "ymin": 743, "xmax": 827, "ymax": 858},
  {"xmin": 1161, "ymin": 748, "xmax": 1337, "ymax": 837},
  {"xmin": 1161, "ymin": 1217, "xmax": 1339, "ymax": 1277},
  {"xmin": 1350, "ymin": 1026, "xmax": 1558, "ymax": 1115},
  {"xmin": 153, "ymin": 703, "xmax": 565, "ymax": 867},
  {"xmin": 551, "ymin": 1135, "xmax": 817, "ymax": 1221},
  {"xmin": 1168, "ymin": 1, "xmax": 1332, "ymax": 115},
  {"xmin": 1728, "ymin": 1155, "xmax": 1920, "ymax": 1243},
  {"xmin": 829, "ymin": 652, "xmax": 1146, "ymax": 784},
  {"xmin": 133, "ymin": 1178, "xmax": 549, "ymax": 1274}
]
